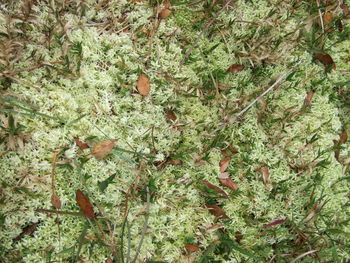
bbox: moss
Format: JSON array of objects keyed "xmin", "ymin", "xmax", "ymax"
[{"xmin": 1, "ymin": 0, "xmax": 350, "ymax": 262}]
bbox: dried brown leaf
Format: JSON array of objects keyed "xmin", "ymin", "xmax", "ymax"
[
  {"xmin": 76, "ymin": 190, "xmax": 95, "ymax": 219},
  {"xmin": 13, "ymin": 222, "xmax": 38, "ymax": 242},
  {"xmin": 227, "ymin": 64, "xmax": 244, "ymax": 73},
  {"xmin": 51, "ymin": 193, "xmax": 62, "ymax": 209},
  {"xmin": 303, "ymin": 91, "xmax": 314, "ymax": 105},
  {"xmin": 203, "ymin": 180, "xmax": 228, "ymax": 196},
  {"xmin": 106, "ymin": 258, "xmax": 114, "ymax": 263},
  {"xmin": 137, "ymin": 74, "xmax": 150, "ymax": 96},
  {"xmin": 261, "ymin": 166, "xmax": 270, "ymax": 186},
  {"xmin": 92, "ymin": 139, "xmax": 117, "ymax": 159},
  {"xmin": 74, "ymin": 137, "xmax": 89, "ymax": 150},
  {"xmin": 313, "ymin": 53, "xmax": 336, "ymax": 69},
  {"xmin": 323, "ymin": 11, "xmax": 333, "ymax": 25},
  {"xmin": 205, "ymin": 204, "xmax": 229, "ymax": 219},
  {"xmin": 219, "ymin": 158, "xmax": 230, "ymax": 173},
  {"xmin": 159, "ymin": 9, "xmax": 172, "ymax": 19},
  {"xmin": 165, "ymin": 108, "xmax": 177, "ymax": 121},
  {"xmin": 219, "ymin": 173, "xmax": 238, "ymax": 191},
  {"xmin": 340, "ymin": 131, "xmax": 348, "ymax": 144},
  {"xmin": 185, "ymin": 244, "xmax": 199, "ymax": 253},
  {"xmin": 221, "ymin": 146, "xmax": 238, "ymax": 157}
]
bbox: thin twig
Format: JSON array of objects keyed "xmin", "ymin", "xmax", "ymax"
[{"xmin": 229, "ymin": 60, "xmax": 303, "ymax": 123}]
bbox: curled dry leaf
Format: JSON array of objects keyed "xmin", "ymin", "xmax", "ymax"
[
  {"xmin": 203, "ymin": 180, "xmax": 228, "ymax": 196},
  {"xmin": 51, "ymin": 193, "xmax": 62, "ymax": 209},
  {"xmin": 219, "ymin": 173, "xmax": 238, "ymax": 191},
  {"xmin": 92, "ymin": 139, "xmax": 117, "ymax": 159},
  {"xmin": 313, "ymin": 53, "xmax": 336, "ymax": 70},
  {"xmin": 74, "ymin": 137, "xmax": 89, "ymax": 150},
  {"xmin": 219, "ymin": 158, "xmax": 230, "ymax": 173},
  {"xmin": 159, "ymin": 9, "xmax": 172, "ymax": 19},
  {"xmin": 261, "ymin": 166, "xmax": 270, "ymax": 186},
  {"xmin": 185, "ymin": 244, "xmax": 199, "ymax": 253},
  {"xmin": 165, "ymin": 108, "xmax": 177, "ymax": 121},
  {"xmin": 106, "ymin": 258, "xmax": 114, "ymax": 263},
  {"xmin": 303, "ymin": 91, "xmax": 314, "ymax": 105},
  {"xmin": 137, "ymin": 74, "xmax": 150, "ymax": 96},
  {"xmin": 340, "ymin": 131, "xmax": 348, "ymax": 144},
  {"xmin": 205, "ymin": 204, "xmax": 229, "ymax": 219},
  {"xmin": 323, "ymin": 11, "xmax": 333, "ymax": 25},
  {"xmin": 227, "ymin": 64, "xmax": 244, "ymax": 73},
  {"xmin": 76, "ymin": 190, "xmax": 95, "ymax": 219}
]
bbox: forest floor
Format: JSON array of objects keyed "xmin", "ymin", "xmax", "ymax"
[{"xmin": 0, "ymin": 0, "xmax": 350, "ymax": 262}]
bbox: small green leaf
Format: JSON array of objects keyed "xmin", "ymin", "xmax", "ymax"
[{"xmin": 98, "ymin": 173, "xmax": 117, "ymax": 192}]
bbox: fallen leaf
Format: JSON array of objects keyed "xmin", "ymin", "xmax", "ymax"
[
  {"xmin": 261, "ymin": 166, "xmax": 270, "ymax": 186},
  {"xmin": 92, "ymin": 139, "xmax": 117, "ymax": 159},
  {"xmin": 219, "ymin": 158, "xmax": 230, "ymax": 173},
  {"xmin": 340, "ymin": 131, "xmax": 348, "ymax": 144},
  {"xmin": 340, "ymin": 4, "xmax": 350, "ymax": 18},
  {"xmin": 303, "ymin": 91, "xmax": 314, "ymax": 105},
  {"xmin": 159, "ymin": 9, "xmax": 172, "ymax": 19},
  {"xmin": 185, "ymin": 244, "xmax": 199, "ymax": 253},
  {"xmin": 74, "ymin": 137, "xmax": 89, "ymax": 150},
  {"xmin": 165, "ymin": 108, "xmax": 177, "ymax": 121},
  {"xmin": 205, "ymin": 204, "xmax": 229, "ymax": 219},
  {"xmin": 166, "ymin": 158, "xmax": 183, "ymax": 165},
  {"xmin": 106, "ymin": 258, "xmax": 114, "ymax": 263},
  {"xmin": 217, "ymin": 85, "xmax": 231, "ymax": 91},
  {"xmin": 219, "ymin": 173, "xmax": 238, "ymax": 191},
  {"xmin": 137, "ymin": 74, "xmax": 150, "ymax": 96},
  {"xmin": 203, "ymin": 180, "xmax": 228, "ymax": 196},
  {"xmin": 51, "ymin": 193, "xmax": 62, "ymax": 209},
  {"xmin": 323, "ymin": 11, "xmax": 333, "ymax": 25},
  {"xmin": 313, "ymin": 53, "xmax": 336, "ymax": 70},
  {"xmin": 263, "ymin": 218, "xmax": 287, "ymax": 228},
  {"xmin": 221, "ymin": 146, "xmax": 238, "ymax": 157},
  {"xmin": 13, "ymin": 222, "xmax": 39, "ymax": 242},
  {"xmin": 235, "ymin": 231, "xmax": 243, "ymax": 244},
  {"xmin": 76, "ymin": 190, "xmax": 95, "ymax": 219},
  {"xmin": 227, "ymin": 64, "xmax": 244, "ymax": 73}
]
